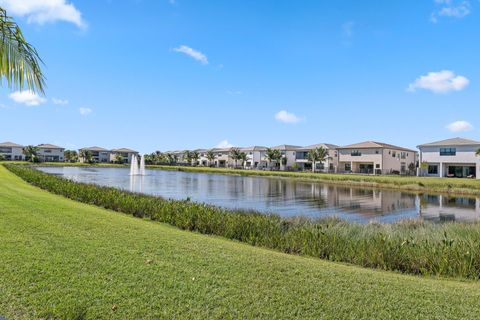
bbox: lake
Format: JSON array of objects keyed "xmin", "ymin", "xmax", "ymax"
[{"xmin": 37, "ymin": 166, "xmax": 480, "ymax": 223}]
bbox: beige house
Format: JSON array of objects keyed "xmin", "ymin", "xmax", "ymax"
[
  {"xmin": 294, "ymin": 143, "xmax": 339, "ymax": 172},
  {"xmin": 37, "ymin": 144, "xmax": 65, "ymax": 162},
  {"xmin": 337, "ymin": 141, "xmax": 416, "ymax": 175},
  {"xmin": 0, "ymin": 141, "xmax": 24, "ymax": 161},
  {"xmin": 110, "ymin": 148, "xmax": 139, "ymax": 164},
  {"xmin": 271, "ymin": 145, "xmax": 302, "ymax": 170}
]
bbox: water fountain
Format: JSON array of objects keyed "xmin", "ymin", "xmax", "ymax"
[{"xmin": 129, "ymin": 154, "xmax": 146, "ymax": 176}]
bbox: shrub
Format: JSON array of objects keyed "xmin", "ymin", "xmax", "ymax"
[{"xmin": 6, "ymin": 163, "xmax": 480, "ymax": 279}]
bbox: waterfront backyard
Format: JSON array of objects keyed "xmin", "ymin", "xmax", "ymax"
[{"xmin": 3, "ymin": 165, "xmax": 480, "ymax": 319}]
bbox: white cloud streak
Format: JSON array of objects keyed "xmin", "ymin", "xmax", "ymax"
[
  {"xmin": 79, "ymin": 107, "xmax": 92, "ymax": 116},
  {"xmin": 407, "ymin": 70, "xmax": 469, "ymax": 93},
  {"xmin": 431, "ymin": 0, "xmax": 471, "ymax": 23},
  {"xmin": 0, "ymin": 0, "xmax": 86, "ymax": 29},
  {"xmin": 174, "ymin": 45, "xmax": 208, "ymax": 65},
  {"xmin": 215, "ymin": 140, "xmax": 234, "ymax": 148},
  {"xmin": 274, "ymin": 110, "xmax": 303, "ymax": 124},
  {"xmin": 9, "ymin": 91, "xmax": 46, "ymax": 106},
  {"xmin": 446, "ymin": 120, "xmax": 474, "ymax": 132},
  {"xmin": 52, "ymin": 98, "xmax": 69, "ymax": 105}
]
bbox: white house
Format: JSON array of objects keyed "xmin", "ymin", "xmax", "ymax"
[
  {"xmin": 272, "ymin": 145, "xmax": 302, "ymax": 170},
  {"xmin": 0, "ymin": 141, "xmax": 24, "ymax": 161},
  {"xmin": 417, "ymin": 137, "xmax": 480, "ymax": 179},
  {"xmin": 240, "ymin": 146, "xmax": 268, "ymax": 169},
  {"xmin": 337, "ymin": 141, "xmax": 416, "ymax": 175},
  {"xmin": 37, "ymin": 144, "xmax": 65, "ymax": 162}
]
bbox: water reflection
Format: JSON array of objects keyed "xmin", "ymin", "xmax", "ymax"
[{"xmin": 37, "ymin": 166, "xmax": 480, "ymax": 223}]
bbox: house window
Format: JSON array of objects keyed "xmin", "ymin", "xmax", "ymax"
[
  {"xmin": 440, "ymin": 148, "xmax": 456, "ymax": 156},
  {"xmin": 392, "ymin": 151, "xmax": 396, "ymax": 157},
  {"xmin": 351, "ymin": 150, "xmax": 362, "ymax": 157},
  {"xmin": 44, "ymin": 150, "xmax": 52, "ymax": 153},
  {"xmin": 375, "ymin": 150, "xmax": 379, "ymax": 154},
  {"xmin": 428, "ymin": 165, "xmax": 438, "ymax": 175},
  {"xmin": 401, "ymin": 152, "xmax": 406, "ymax": 159},
  {"xmin": 345, "ymin": 163, "xmax": 352, "ymax": 171},
  {"xmin": 376, "ymin": 164, "xmax": 380, "ymax": 169}
]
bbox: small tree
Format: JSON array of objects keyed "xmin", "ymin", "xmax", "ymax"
[
  {"xmin": 191, "ymin": 151, "xmax": 200, "ymax": 166},
  {"xmin": 408, "ymin": 162, "xmax": 416, "ymax": 176},
  {"xmin": 79, "ymin": 150, "xmax": 94, "ymax": 164},
  {"xmin": 230, "ymin": 148, "xmax": 243, "ymax": 168},
  {"xmin": 420, "ymin": 161, "xmax": 429, "ymax": 176},
  {"xmin": 0, "ymin": 154, "xmax": 5, "ymax": 161},
  {"xmin": 265, "ymin": 148, "xmax": 282, "ymax": 170},
  {"xmin": 115, "ymin": 154, "xmax": 124, "ymax": 164},
  {"xmin": 23, "ymin": 145, "xmax": 39, "ymax": 162}
]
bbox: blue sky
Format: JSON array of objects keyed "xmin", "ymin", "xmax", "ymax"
[{"xmin": 0, "ymin": 0, "xmax": 478, "ymax": 153}]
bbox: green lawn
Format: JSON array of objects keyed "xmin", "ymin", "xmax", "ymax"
[{"xmin": 2, "ymin": 166, "xmax": 480, "ymax": 319}]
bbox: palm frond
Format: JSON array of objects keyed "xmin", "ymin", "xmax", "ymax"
[{"xmin": 0, "ymin": 7, "xmax": 45, "ymax": 94}]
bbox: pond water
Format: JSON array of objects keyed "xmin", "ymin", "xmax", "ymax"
[{"xmin": 37, "ymin": 166, "xmax": 480, "ymax": 223}]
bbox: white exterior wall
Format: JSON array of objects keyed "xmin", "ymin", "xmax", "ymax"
[
  {"xmin": 0, "ymin": 146, "xmax": 24, "ymax": 160},
  {"xmin": 382, "ymin": 149, "xmax": 416, "ymax": 174},
  {"xmin": 38, "ymin": 148, "xmax": 64, "ymax": 162},
  {"xmin": 339, "ymin": 148, "xmax": 416, "ymax": 174},
  {"xmin": 419, "ymin": 145, "xmax": 480, "ymax": 179}
]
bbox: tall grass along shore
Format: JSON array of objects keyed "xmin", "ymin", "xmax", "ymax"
[{"xmin": 6, "ymin": 163, "xmax": 480, "ymax": 280}]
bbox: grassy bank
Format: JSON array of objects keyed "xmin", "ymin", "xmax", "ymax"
[
  {"xmin": 6, "ymin": 164, "xmax": 480, "ymax": 280},
  {"xmin": 2, "ymin": 165, "xmax": 480, "ymax": 319},
  {"xmin": 150, "ymin": 165, "xmax": 480, "ymax": 196}
]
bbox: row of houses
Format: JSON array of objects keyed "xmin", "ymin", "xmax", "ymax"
[
  {"xmin": 168, "ymin": 137, "xmax": 480, "ymax": 179},
  {"xmin": 167, "ymin": 141, "xmax": 417, "ymax": 175},
  {"xmin": 0, "ymin": 142, "xmax": 139, "ymax": 164},
  {"xmin": 2, "ymin": 137, "xmax": 480, "ymax": 179}
]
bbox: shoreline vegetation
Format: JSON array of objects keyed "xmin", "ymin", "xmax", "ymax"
[
  {"xmin": 10, "ymin": 161, "xmax": 480, "ymax": 197},
  {"xmin": 5, "ymin": 163, "xmax": 480, "ymax": 280},
  {"xmin": 3, "ymin": 165, "xmax": 480, "ymax": 319}
]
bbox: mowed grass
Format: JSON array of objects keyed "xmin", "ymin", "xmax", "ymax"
[{"xmin": 2, "ymin": 167, "xmax": 480, "ymax": 319}]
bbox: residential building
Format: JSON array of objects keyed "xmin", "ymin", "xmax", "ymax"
[
  {"xmin": 294, "ymin": 143, "xmax": 339, "ymax": 172},
  {"xmin": 337, "ymin": 141, "xmax": 416, "ymax": 175},
  {"xmin": 79, "ymin": 146, "xmax": 111, "ymax": 163},
  {"xmin": 240, "ymin": 146, "xmax": 268, "ymax": 169},
  {"xmin": 37, "ymin": 144, "xmax": 65, "ymax": 162},
  {"xmin": 110, "ymin": 148, "xmax": 139, "ymax": 164},
  {"xmin": 272, "ymin": 145, "xmax": 302, "ymax": 170},
  {"xmin": 0, "ymin": 141, "xmax": 24, "ymax": 161},
  {"xmin": 211, "ymin": 147, "xmax": 234, "ymax": 168},
  {"xmin": 417, "ymin": 137, "xmax": 480, "ymax": 179}
]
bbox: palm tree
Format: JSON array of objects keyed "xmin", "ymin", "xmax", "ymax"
[
  {"xmin": 206, "ymin": 150, "xmax": 216, "ymax": 167},
  {"xmin": 23, "ymin": 145, "xmax": 39, "ymax": 162},
  {"xmin": 183, "ymin": 151, "xmax": 192, "ymax": 166},
  {"xmin": 230, "ymin": 148, "xmax": 243, "ymax": 168},
  {"xmin": 0, "ymin": 8, "xmax": 45, "ymax": 94},
  {"xmin": 476, "ymin": 148, "xmax": 480, "ymax": 157},
  {"xmin": 240, "ymin": 152, "xmax": 248, "ymax": 168},
  {"xmin": 265, "ymin": 148, "xmax": 282, "ymax": 170},
  {"xmin": 308, "ymin": 146, "xmax": 329, "ymax": 173},
  {"xmin": 79, "ymin": 150, "xmax": 93, "ymax": 164},
  {"xmin": 191, "ymin": 151, "xmax": 200, "ymax": 166},
  {"xmin": 64, "ymin": 150, "xmax": 78, "ymax": 163}
]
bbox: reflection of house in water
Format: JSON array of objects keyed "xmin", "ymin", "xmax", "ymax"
[{"xmin": 419, "ymin": 194, "xmax": 480, "ymax": 222}]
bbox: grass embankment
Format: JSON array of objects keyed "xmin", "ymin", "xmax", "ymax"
[
  {"xmin": 2, "ymin": 165, "xmax": 480, "ymax": 319},
  {"xmin": 6, "ymin": 164, "xmax": 480, "ymax": 280},
  {"xmin": 151, "ymin": 165, "xmax": 480, "ymax": 196}
]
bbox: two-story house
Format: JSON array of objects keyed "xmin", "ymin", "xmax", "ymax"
[
  {"xmin": 417, "ymin": 137, "xmax": 480, "ymax": 179},
  {"xmin": 0, "ymin": 141, "xmax": 24, "ymax": 161},
  {"xmin": 294, "ymin": 143, "xmax": 339, "ymax": 172},
  {"xmin": 37, "ymin": 144, "xmax": 65, "ymax": 162},
  {"xmin": 79, "ymin": 146, "xmax": 111, "ymax": 163},
  {"xmin": 110, "ymin": 148, "xmax": 139, "ymax": 164},
  {"xmin": 338, "ymin": 141, "xmax": 416, "ymax": 175}
]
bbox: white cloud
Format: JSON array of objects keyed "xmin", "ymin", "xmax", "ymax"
[
  {"xmin": 173, "ymin": 45, "xmax": 208, "ymax": 65},
  {"xmin": 407, "ymin": 70, "xmax": 469, "ymax": 94},
  {"xmin": 446, "ymin": 120, "xmax": 473, "ymax": 132},
  {"xmin": 52, "ymin": 98, "xmax": 69, "ymax": 105},
  {"xmin": 431, "ymin": 0, "xmax": 470, "ymax": 22},
  {"xmin": 215, "ymin": 140, "xmax": 234, "ymax": 148},
  {"xmin": 0, "ymin": 0, "xmax": 86, "ymax": 29},
  {"xmin": 9, "ymin": 91, "xmax": 46, "ymax": 106},
  {"xmin": 274, "ymin": 110, "xmax": 303, "ymax": 124},
  {"xmin": 79, "ymin": 107, "xmax": 92, "ymax": 116}
]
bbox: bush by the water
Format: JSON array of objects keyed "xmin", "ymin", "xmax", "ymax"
[{"xmin": 6, "ymin": 164, "xmax": 480, "ymax": 279}]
